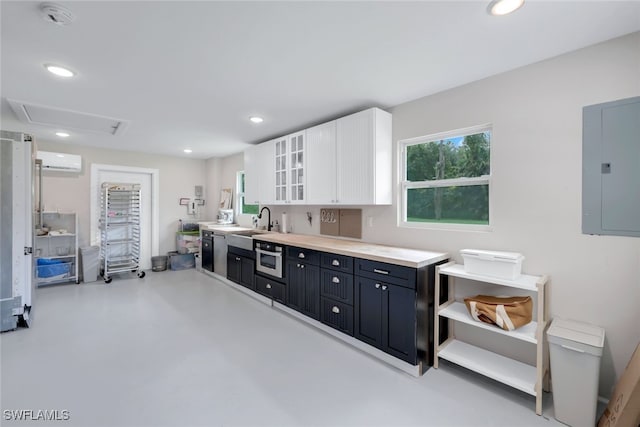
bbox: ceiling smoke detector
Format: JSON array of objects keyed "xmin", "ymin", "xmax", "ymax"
[{"xmin": 40, "ymin": 3, "xmax": 76, "ymax": 26}]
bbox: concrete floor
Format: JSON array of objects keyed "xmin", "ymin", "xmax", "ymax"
[{"xmin": 1, "ymin": 269, "xmax": 564, "ymax": 426}]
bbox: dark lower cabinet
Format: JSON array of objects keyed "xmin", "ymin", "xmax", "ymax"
[
  {"xmin": 227, "ymin": 253, "xmax": 255, "ymax": 290},
  {"xmin": 255, "ymin": 274, "xmax": 286, "ymax": 304},
  {"xmin": 320, "ymin": 270, "xmax": 354, "ymax": 305},
  {"xmin": 382, "ymin": 281, "xmax": 417, "ymax": 363},
  {"xmin": 227, "ymin": 246, "xmax": 255, "ymax": 290},
  {"xmin": 287, "ymin": 261, "xmax": 320, "ymax": 320},
  {"xmin": 321, "ymin": 298, "xmax": 354, "ymax": 336},
  {"xmin": 355, "ymin": 276, "xmax": 417, "ymax": 364},
  {"xmin": 227, "ymin": 253, "xmax": 241, "ymax": 283}
]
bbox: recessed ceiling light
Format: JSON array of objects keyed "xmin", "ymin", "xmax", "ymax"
[
  {"xmin": 249, "ymin": 116, "xmax": 264, "ymax": 124},
  {"xmin": 488, "ymin": 0, "xmax": 524, "ymax": 16},
  {"xmin": 55, "ymin": 132, "xmax": 70, "ymax": 137},
  {"xmin": 45, "ymin": 64, "xmax": 75, "ymax": 78},
  {"xmin": 184, "ymin": 149, "xmax": 193, "ymax": 153}
]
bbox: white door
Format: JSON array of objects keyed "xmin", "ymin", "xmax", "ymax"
[{"xmin": 91, "ymin": 168, "xmax": 153, "ymax": 271}]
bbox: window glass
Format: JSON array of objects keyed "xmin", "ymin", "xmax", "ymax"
[
  {"xmin": 402, "ymin": 127, "xmax": 491, "ymax": 227},
  {"xmin": 237, "ymin": 171, "xmax": 259, "ymax": 215}
]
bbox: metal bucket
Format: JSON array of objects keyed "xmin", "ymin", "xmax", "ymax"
[{"xmin": 151, "ymin": 255, "xmax": 168, "ymax": 272}]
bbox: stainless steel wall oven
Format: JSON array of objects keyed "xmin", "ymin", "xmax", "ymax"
[{"xmin": 255, "ymin": 241, "xmax": 284, "ymax": 279}]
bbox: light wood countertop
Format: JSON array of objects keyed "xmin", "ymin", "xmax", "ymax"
[{"xmin": 253, "ymin": 233, "xmax": 448, "ymax": 268}]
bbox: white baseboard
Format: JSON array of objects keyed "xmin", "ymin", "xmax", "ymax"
[
  {"xmin": 273, "ymin": 302, "xmax": 422, "ymax": 378},
  {"xmin": 199, "ymin": 269, "xmax": 423, "ymax": 377}
]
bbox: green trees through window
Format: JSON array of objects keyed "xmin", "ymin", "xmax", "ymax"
[
  {"xmin": 238, "ymin": 172, "xmax": 259, "ymax": 215},
  {"xmin": 403, "ymin": 129, "xmax": 490, "ymax": 225}
]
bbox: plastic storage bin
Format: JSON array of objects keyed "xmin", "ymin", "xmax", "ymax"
[
  {"xmin": 176, "ymin": 231, "xmax": 200, "ymax": 254},
  {"xmin": 460, "ymin": 249, "xmax": 524, "ymax": 280},
  {"xmin": 547, "ymin": 318, "xmax": 605, "ymax": 427},
  {"xmin": 169, "ymin": 253, "xmax": 195, "ymax": 270},
  {"xmin": 80, "ymin": 246, "xmax": 100, "ymax": 283},
  {"xmin": 36, "ymin": 258, "xmax": 71, "ymax": 279}
]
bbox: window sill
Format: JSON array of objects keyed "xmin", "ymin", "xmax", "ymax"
[{"xmin": 399, "ymin": 221, "xmax": 493, "ymax": 233}]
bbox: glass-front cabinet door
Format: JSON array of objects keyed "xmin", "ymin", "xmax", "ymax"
[
  {"xmin": 289, "ymin": 131, "xmax": 305, "ymax": 203},
  {"xmin": 275, "ymin": 137, "xmax": 287, "ymax": 203}
]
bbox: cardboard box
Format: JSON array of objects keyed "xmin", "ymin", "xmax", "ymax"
[{"xmin": 598, "ymin": 343, "xmax": 640, "ymax": 427}]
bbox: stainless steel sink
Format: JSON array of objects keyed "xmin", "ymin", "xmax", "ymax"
[
  {"xmin": 227, "ymin": 230, "xmax": 264, "ymax": 251},
  {"xmin": 232, "ymin": 230, "xmax": 265, "ymax": 236}
]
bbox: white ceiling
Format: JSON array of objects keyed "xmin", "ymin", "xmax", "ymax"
[{"xmin": 2, "ymin": 1, "xmax": 639, "ymax": 159}]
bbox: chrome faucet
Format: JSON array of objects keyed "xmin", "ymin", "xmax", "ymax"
[{"xmin": 257, "ymin": 206, "xmax": 272, "ymax": 231}]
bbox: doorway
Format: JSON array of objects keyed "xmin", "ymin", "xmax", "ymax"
[{"xmin": 90, "ymin": 164, "xmax": 159, "ymax": 271}]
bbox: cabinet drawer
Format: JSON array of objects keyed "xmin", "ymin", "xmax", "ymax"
[
  {"xmin": 255, "ymin": 275, "xmax": 286, "ymax": 304},
  {"xmin": 320, "ymin": 270, "xmax": 354, "ymax": 305},
  {"xmin": 202, "ymin": 230, "xmax": 213, "ymax": 239},
  {"xmin": 320, "ymin": 253, "xmax": 353, "ymax": 273},
  {"xmin": 287, "ymin": 246, "xmax": 320, "ymax": 265},
  {"xmin": 355, "ymin": 259, "xmax": 416, "ymax": 290},
  {"xmin": 228, "ymin": 245, "xmax": 255, "ymax": 259},
  {"xmin": 321, "ymin": 298, "xmax": 354, "ymax": 336}
]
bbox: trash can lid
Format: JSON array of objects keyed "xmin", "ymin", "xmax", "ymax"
[{"xmin": 547, "ymin": 318, "xmax": 605, "ymax": 355}]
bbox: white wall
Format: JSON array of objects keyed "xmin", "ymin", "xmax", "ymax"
[
  {"xmin": 205, "ymin": 152, "xmax": 254, "ymax": 227},
  {"xmin": 221, "ymin": 32, "xmax": 640, "ymax": 397},
  {"xmin": 36, "ymin": 141, "xmax": 207, "ymax": 255}
]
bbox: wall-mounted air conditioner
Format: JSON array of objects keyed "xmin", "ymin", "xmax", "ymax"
[{"xmin": 37, "ymin": 151, "xmax": 82, "ymax": 173}]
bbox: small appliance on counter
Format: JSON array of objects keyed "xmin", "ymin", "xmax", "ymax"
[{"xmin": 217, "ymin": 209, "xmax": 234, "ymax": 224}]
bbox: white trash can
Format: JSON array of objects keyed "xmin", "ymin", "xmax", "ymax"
[
  {"xmin": 80, "ymin": 246, "xmax": 100, "ymax": 283},
  {"xmin": 547, "ymin": 318, "xmax": 605, "ymax": 427}
]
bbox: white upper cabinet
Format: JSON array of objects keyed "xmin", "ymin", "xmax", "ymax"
[
  {"xmin": 245, "ymin": 139, "xmax": 275, "ymax": 205},
  {"xmin": 273, "ymin": 131, "xmax": 306, "ymax": 205},
  {"xmin": 244, "ymin": 144, "xmax": 260, "ymax": 205},
  {"xmin": 289, "ymin": 131, "xmax": 306, "ymax": 203},
  {"xmin": 245, "ymin": 107, "xmax": 391, "ymax": 206},
  {"xmin": 274, "ymin": 136, "xmax": 288, "ymax": 203},
  {"xmin": 306, "ymin": 121, "xmax": 337, "ymax": 205},
  {"xmin": 336, "ymin": 108, "xmax": 392, "ymax": 205}
]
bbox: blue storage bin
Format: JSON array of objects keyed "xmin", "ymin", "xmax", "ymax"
[
  {"xmin": 37, "ymin": 259, "xmax": 71, "ymax": 278},
  {"xmin": 37, "ymin": 258, "xmax": 63, "ymax": 266}
]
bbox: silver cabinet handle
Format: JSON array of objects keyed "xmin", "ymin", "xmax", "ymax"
[
  {"xmin": 296, "ymin": 263, "xmax": 300, "ymax": 267},
  {"xmin": 236, "ymin": 257, "xmax": 241, "ymax": 261},
  {"xmin": 373, "ymin": 268, "xmax": 389, "ymax": 275},
  {"xmin": 266, "ymin": 284, "xmax": 272, "ymax": 289},
  {"xmin": 382, "ymin": 285, "xmax": 388, "ymax": 291},
  {"xmin": 332, "ymin": 259, "xmax": 340, "ymax": 266},
  {"xmin": 332, "ymin": 276, "xmax": 340, "ymax": 284},
  {"xmin": 332, "ymin": 306, "xmax": 340, "ymax": 314},
  {"xmin": 298, "ymin": 252, "xmax": 305, "ymax": 258},
  {"xmin": 300, "ymin": 265, "xmax": 305, "ymax": 269},
  {"xmin": 375, "ymin": 283, "xmax": 381, "ymax": 289}
]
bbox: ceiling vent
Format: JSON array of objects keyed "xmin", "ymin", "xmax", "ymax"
[
  {"xmin": 40, "ymin": 3, "xmax": 75, "ymax": 26},
  {"xmin": 7, "ymin": 99, "xmax": 130, "ymax": 136}
]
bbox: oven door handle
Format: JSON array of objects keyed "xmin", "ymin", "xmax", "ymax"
[{"xmin": 256, "ymin": 248, "xmax": 282, "ymax": 257}]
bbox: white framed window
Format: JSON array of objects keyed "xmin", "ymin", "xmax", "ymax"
[
  {"xmin": 400, "ymin": 124, "xmax": 492, "ymax": 230},
  {"xmin": 236, "ymin": 171, "xmax": 259, "ymax": 216}
]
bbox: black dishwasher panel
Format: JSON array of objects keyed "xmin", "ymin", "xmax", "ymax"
[{"xmin": 201, "ymin": 231, "xmax": 213, "ymax": 272}]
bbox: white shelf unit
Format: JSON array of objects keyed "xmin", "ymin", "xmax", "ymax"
[
  {"xmin": 35, "ymin": 212, "xmax": 79, "ymax": 286},
  {"xmin": 434, "ymin": 262, "xmax": 549, "ymax": 415}
]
